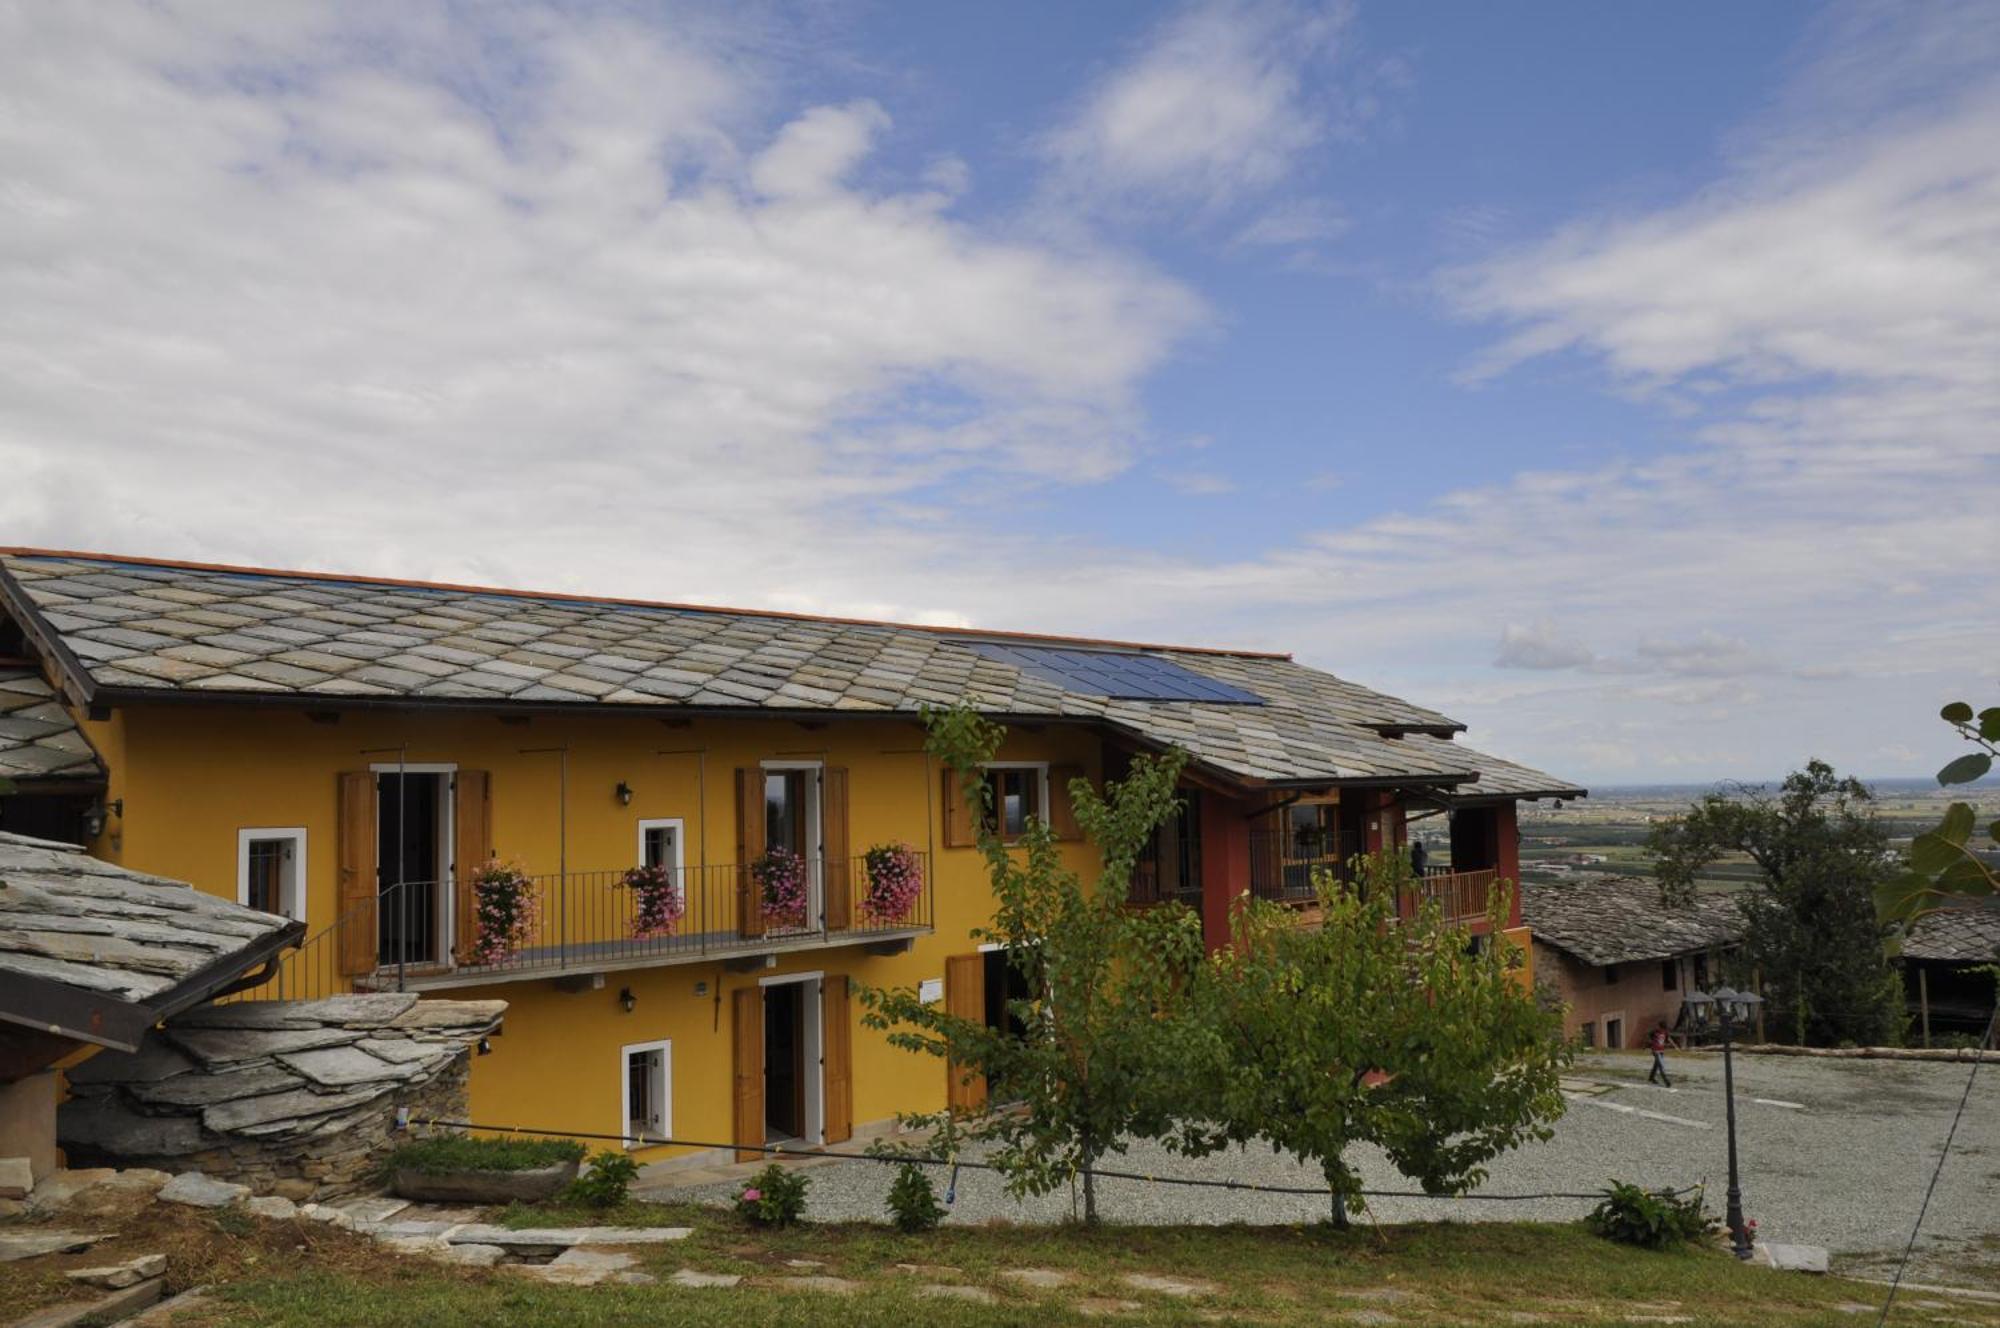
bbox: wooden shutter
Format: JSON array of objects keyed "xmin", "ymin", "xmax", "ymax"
[
  {"xmin": 822, "ymin": 976, "xmax": 853, "ymax": 1144},
  {"xmin": 822, "ymin": 767, "xmax": 851, "ymax": 932},
  {"xmin": 732, "ymin": 986, "xmax": 764, "ymax": 1161},
  {"xmin": 336, "ymin": 772, "xmax": 377, "ymax": 977},
  {"xmin": 735, "ymin": 768, "xmax": 766, "ymax": 939},
  {"xmin": 944, "ymin": 952, "xmax": 987, "ymax": 1113},
  {"xmin": 452, "ymin": 771, "xmax": 492, "ymax": 964},
  {"xmin": 942, "ymin": 770, "xmax": 976, "ymax": 848},
  {"xmin": 1048, "ymin": 763, "xmax": 1084, "ymax": 841}
]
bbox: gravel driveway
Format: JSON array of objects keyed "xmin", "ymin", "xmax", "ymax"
[{"xmin": 647, "ymin": 1051, "xmax": 1999, "ymax": 1286}]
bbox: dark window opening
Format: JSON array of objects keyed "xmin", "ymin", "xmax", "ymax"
[
  {"xmin": 982, "ymin": 768, "xmax": 1041, "ymax": 841},
  {"xmin": 1661, "ymin": 960, "xmax": 1678, "ymax": 992},
  {"xmin": 1604, "ymin": 964, "xmax": 1620, "ymax": 985},
  {"xmin": 1132, "ymin": 789, "xmax": 1203, "ymax": 907},
  {"xmin": 377, "ymin": 771, "xmax": 445, "ymax": 967},
  {"xmin": 245, "ymin": 837, "xmax": 289, "ymax": 915},
  {"xmin": 764, "ymin": 983, "xmax": 805, "ymax": 1142},
  {"xmin": 765, "ymin": 770, "xmax": 808, "ymax": 856}
]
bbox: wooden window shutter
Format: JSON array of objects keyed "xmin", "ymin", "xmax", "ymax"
[
  {"xmin": 821, "ymin": 976, "xmax": 853, "ymax": 1143},
  {"xmin": 336, "ymin": 772, "xmax": 377, "ymax": 978},
  {"xmin": 944, "ymin": 952, "xmax": 987, "ymax": 1113},
  {"xmin": 941, "ymin": 770, "xmax": 975, "ymax": 849},
  {"xmin": 453, "ymin": 771, "xmax": 492, "ymax": 964},
  {"xmin": 1047, "ymin": 764, "xmax": 1085, "ymax": 841},
  {"xmin": 735, "ymin": 768, "xmax": 766, "ymax": 939},
  {"xmin": 732, "ymin": 986, "xmax": 765, "ymax": 1161},
  {"xmin": 822, "ymin": 767, "xmax": 851, "ymax": 932}
]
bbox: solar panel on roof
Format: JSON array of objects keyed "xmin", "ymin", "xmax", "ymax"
[{"xmin": 969, "ymin": 643, "xmax": 1265, "ymax": 705}]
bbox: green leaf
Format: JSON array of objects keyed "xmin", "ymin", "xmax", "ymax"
[
  {"xmin": 1909, "ymin": 833, "xmax": 1962, "ymax": 874},
  {"xmin": 1938, "ymin": 753, "xmax": 1993, "ymax": 787},
  {"xmin": 1941, "ymin": 701, "xmax": 1974, "ymax": 724},
  {"xmin": 1937, "ymin": 858, "xmax": 1996, "ymax": 891},
  {"xmin": 1940, "ymin": 802, "xmax": 1976, "ymax": 846},
  {"xmin": 1989, "ymin": 820, "xmax": 2000, "ymax": 846},
  {"xmin": 1980, "ymin": 709, "xmax": 2000, "ymax": 742}
]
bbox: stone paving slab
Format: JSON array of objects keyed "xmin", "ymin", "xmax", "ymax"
[
  {"xmin": 443, "ymin": 1224, "xmax": 693, "ymax": 1248},
  {"xmin": 0, "ymin": 1231, "xmax": 112, "ymax": 1262}
]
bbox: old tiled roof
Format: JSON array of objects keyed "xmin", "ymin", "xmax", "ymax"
[
  {"xmin": 1523, "ymin": 875, "xmax": 1745, "ymax": 967},
  {"xmin": 0, "ymin": 831, "xmax": 299, "ymax": 1015},
  {"xmin": 62, "ymin": 993, "xmax": 504, "ymax": 1154},
  {"xmin": 0, "ymin": 550, "xmax": 1580, "ymax": 794},
  {"xmin": 1902, "ymin": 906, "xmax": 2000, "ymax": 963},
  {"xmin": 0, "ymin": 667, "xmax": 104, "ymax": 785}
]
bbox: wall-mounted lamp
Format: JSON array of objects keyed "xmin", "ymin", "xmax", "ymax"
[
  {"xmin": 476, "ymin": 1037, "xmax": 493, "ymax": 1056},
  {"xmin": 615, "ymin": 781, "xmax": 634, "ymax": 807},
  {"xmin": 80, "ymin": 799, "xmax": 123, "ymax": 840},
  {"xmin": 619, "ymin": 986, "xmax": 637, "ymax": 1014}
]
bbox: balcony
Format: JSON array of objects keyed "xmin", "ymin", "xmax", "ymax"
[
  {"xmin": 1248, "ymin": 830, "xmax": 1500, "ymax": 925},
  {"xmin": 235, "ymin": 854, "xmax": 934, "ymax": 1001}
]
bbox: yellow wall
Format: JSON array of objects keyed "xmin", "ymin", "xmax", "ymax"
[{"xmin": 94, "ymin": 702, "xmax": 1099, "ymax": 1157}]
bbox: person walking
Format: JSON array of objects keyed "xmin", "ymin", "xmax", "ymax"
[
  {"xmin": 1647, "ymin": 1019, "xmax": 1674, "ymax": 1087},
  {"xmin": 1409, "ymin": 839, "xmax": 1429, "ymax": 876}
]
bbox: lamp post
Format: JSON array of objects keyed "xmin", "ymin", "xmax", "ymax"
[{"xmin": 1687, "ymin": 986, "xmax": 1763, "ymax": 1260}]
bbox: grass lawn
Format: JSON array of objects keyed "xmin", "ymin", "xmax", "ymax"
[{"xmin": 14, "ymin": 1197, "xmax": 1991, "ymax": 1328}]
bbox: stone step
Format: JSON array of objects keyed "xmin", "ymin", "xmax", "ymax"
[{"xmin": 443, "ymin": 1223, "xmax": 692, "ymax": 1249}]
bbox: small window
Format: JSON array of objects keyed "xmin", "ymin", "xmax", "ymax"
[
  {"xmin": 1604, "ymin": 964, "xmax": 1620, "ymax": 986},
  {"xmin": 1661, "ymin": 960, "xmax": 1678, "ymax": 992},
  {"xmin": 637, "ymin": 818, "xmax": 683, "ymax": 873},
  {"xmin": 1579, "ymin": 1021, "xmax": 1597, "ymax": 1048},
  {"xmin": 622, "ymin": 1041, "xmax": 671, "ymax": 1147},
  {"xmin": 237, "ymin": 828, "xmax": 306, "ymax": 923},
  {"xmin": 982, "ymin": 766, "xmax": 1045, "ymax": 841}
]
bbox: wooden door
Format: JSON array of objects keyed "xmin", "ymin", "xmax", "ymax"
[
  {"xmin": 336, "ymin": 772, "xmax": 377, "ymax": 977},
  {"xmin": 735, "ymin": 768, "xmax": 766, "ymax": 938},
  {"xmin": 822, "ymin": 976, "xmax": 853, "ymax": 1143},
  {"xmin": 732, "ymin": 986, "xmax": 764, "ymax": 1161},
  {"xmin": 944, "ymin": 952, "xmax": 987, "ymax": 1113}
]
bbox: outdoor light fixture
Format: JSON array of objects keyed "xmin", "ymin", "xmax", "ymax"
[
  {"xmin": 619, "ymin": 987, "xmax": 636, "ymax": 1014},
  {"xmin": 79, "ymin": 798, "xmax": 123, "ymax": 840},
  {"xmin": 476, "ymin": 1038, "xmax": 492, "ymax": 1056},
  {"xmin": 1686, "ymin": 986, "xmax": 1765, "ymax": 1260},
  {"xmin": 615, "ymin": 780, "xmax": 634, "ymax": 806}
]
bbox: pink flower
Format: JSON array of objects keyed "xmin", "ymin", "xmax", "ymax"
[{"xmin": 742, "ymin": 1188, "xmax": 761, "ymax": 1203}]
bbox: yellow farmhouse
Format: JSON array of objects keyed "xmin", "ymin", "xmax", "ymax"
[{"xmin": 0, "ymin": 549, "xmax": 1582, "ymax": 1165}]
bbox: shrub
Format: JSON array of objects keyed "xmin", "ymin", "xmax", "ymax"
[
  {"xmin": 735, "ymin": 1163, "xmax": 810, "ymax": 1227},
  {"xmin": 387, "ymin": 1134, "xmax": 585, "ymax": 1175},
  {"xmin": 885, "ymin": 1162, "xmax": 946, "ymax": 1233},
  {"xmin": 1585, "ymin": 1181, "xmax": 1720, "ymax": 1249},
  {"xmin": 565, "ymin": 1150, "xmax": 640, "ymax": 1208}
]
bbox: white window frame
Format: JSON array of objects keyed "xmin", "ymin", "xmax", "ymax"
[
  {"xmin": 979, "ymin": 761, "xmax": 1050, "ymax": 841},
  {"xmin": 236, "ymin": 827, "xmax": 308, "ymax": 923},
  {"xmin": 620, "ymin": 1039, "xmax": 672, "ymax": 1148},
  {"xmin": 758, "ymin": 969, "xmax": 825, "ymax": 1146},
  {"xmin": 368, "ymin": 762, "xmax": 458, "ymax": 967},
  {"xmin": 635, "ymin": 817, "xmax": 686, "ymax": 873}
]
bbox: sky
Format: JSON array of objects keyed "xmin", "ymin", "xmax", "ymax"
[{"xmin": 1, "ymin": 1, "xmax": 1996, "ymax": 785}]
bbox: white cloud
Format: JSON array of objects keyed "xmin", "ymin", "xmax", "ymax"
[
  {"xmin": 1494, "ymin": 621, "xmax": 1597, "ymax": 671},
  {"xmin": 1041, "ymin": 0, "xmax": 1355, "ymax": 215}
]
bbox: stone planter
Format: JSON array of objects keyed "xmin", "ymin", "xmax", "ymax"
[{"xmin": 390, "ymin": 1159, "xmax": 578, "ymax": 1204}]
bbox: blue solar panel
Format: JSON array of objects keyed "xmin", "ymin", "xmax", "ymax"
[{"xmin": 971, "ymin": 643, "xmax": 1265, "ymax": 705}]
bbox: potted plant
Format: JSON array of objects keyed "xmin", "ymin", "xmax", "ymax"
[
  {"xmin": 620, "ymin": 863, "xmax": 685, "ymax": 939},
  {"xmin": 470, "ymin": 860, "xmax": 540, "ymax": 966},
  {"xmin": 751, "ymin": 847, "xmax": 809, "ymax": 931},
  {"xmin": 387, "ymin": 1134, "xmax": 585, "ymax": 1203},
  {"xmin": 860, "ymin": 842, "xmax": 923, "ymax": 925}
]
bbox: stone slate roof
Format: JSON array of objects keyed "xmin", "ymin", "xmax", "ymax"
[
  {"xmin": 0, "ymin": 550, "xmax": 1580, "ymax": 794},
  {"xmin": 1902, "ymin": 906, "xmax": 2000, "ymax": 963},
  {"xmin": 1523, "ymin": 875, "xmax": 1745, "ymax": 968},
  {"xmin": 61, "ymin": 993, "xmax": 503, "ymax": 1154},
  {"xmin": 0, "ymin": 832, "xmax": 300, "ymax": 1018},
  {"xmin": 0, "ymin": 667, "xmax": 103, "ymax": 785}
]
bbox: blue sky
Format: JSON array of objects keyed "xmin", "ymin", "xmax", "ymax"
[{"xmin": 1, "ymin": 1, "xmax": 1995, "ymax": 784}]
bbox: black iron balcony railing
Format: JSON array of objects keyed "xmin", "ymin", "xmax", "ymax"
[{"xmin": 225, "ymin": 852, "xmax": 934, "ymax": 1002}]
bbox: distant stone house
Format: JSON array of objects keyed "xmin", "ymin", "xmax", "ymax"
[
  {"xmin": 1898, "ymin": 907, "xmax": 2000, "ymax": 1047},
  {"xmin": 1523, "ymin": 876, "xmax": 1743, "ymax": 1050}
]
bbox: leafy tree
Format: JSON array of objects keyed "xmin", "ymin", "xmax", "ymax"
[
  {"xmin": 1649, "ymin": 761, "xmax": 1904, "ymax": 1045},
  {"xmin": 1879, "ymin": 702, "xmax": 1999, "ymax": 931},
  {"xmin": 858, "ymin": 705, "xmax": 1205, "ymax": 1223},
  {"xmin": 1175, "ymin": 853, "xmax": 1567, "ymax": 1227}
]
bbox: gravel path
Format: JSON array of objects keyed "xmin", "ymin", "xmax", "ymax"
[{"xmin": 646, "ymin": 1051, "xmax": 1999, "ymax": 1286}]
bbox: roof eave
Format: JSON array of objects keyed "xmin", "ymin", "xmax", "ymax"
[{"xmin": 0, "ymin": 569, "xmax": 97, "ymax": 713}]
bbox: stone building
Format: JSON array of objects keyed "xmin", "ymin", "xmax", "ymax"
[{"xmin": 1524, "ymin": 875, "xmax": 1743, "ymax": 1050}]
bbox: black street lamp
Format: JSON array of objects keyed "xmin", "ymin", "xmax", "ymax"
[{"xmin": 1685, "ymin": 986, "xmax": 1764, "ymax": 1260}]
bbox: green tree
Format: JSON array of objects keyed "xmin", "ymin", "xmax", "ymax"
[
  {"xmin": 1879, "ymin": 702, "xmax": 1999, "ymax": 933},
  {"xmin": 1649, "ymin": 761, "xmax": 1903, "ymax": 1046},
  {"xmin": 1176, "ymin": 853, "xmax": 1567, "ymax": 1227},
  {"xmin": 858, "ymin": 705, "xmax": 1205, "ymax": 1223}
]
